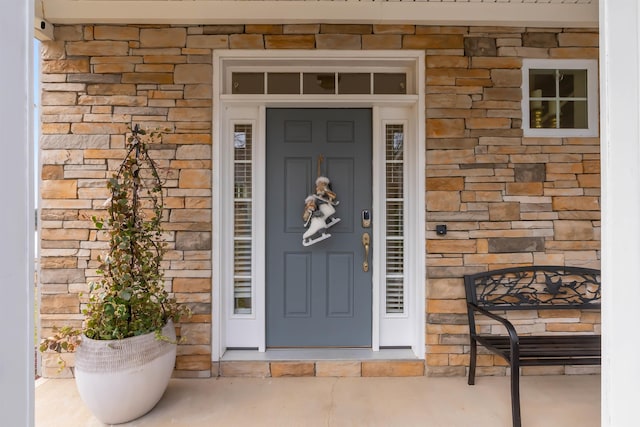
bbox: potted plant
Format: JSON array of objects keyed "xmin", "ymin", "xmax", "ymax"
[{"xmin": 40, "ymin": 125, "xmax": 188, "ymax": 424}]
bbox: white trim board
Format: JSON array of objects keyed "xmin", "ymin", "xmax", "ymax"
[
  {"xmin": 40, "ymin": 1, "xmax": 598, "ymax": 28},
  {"xmin": 2, "ymin": 0, "xmax": 35, "ymax": 425},
  {"xmin": 600, "ymin": 0, "xmax": 640, "ymax": 425}
]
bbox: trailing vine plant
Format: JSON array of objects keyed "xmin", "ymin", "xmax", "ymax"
[
  {"xmin": 40, "ymin": 125, "xmax": 188, "ymax": 355},
  {"xmin": 84, "ymin": 124, "xmax": 187, "ymax": 340}
]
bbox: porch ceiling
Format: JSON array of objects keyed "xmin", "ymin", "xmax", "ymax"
[{"xmin": 37, "ymin": 0, "xmax": 598, "ymax": 28}]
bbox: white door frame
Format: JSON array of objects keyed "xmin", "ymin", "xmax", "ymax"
[{"xmin": 212, "ymin": 50, "xmax": 425, "ymax": 360}]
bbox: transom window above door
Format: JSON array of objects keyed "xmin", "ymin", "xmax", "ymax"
[
  {"xmin": 231, "ymin": 72, "xmax": 407, "ymax": 95},
  {"xmin": 220, "ymin": 52, "xmax": 420, "ymax": 97}
]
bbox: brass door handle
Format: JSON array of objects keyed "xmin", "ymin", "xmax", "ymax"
[{"xmin": 362, "ymin": 232, "xmax": 370, "ymax": 272}]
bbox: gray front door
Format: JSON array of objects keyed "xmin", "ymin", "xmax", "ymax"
[{"xmin": 266, "ymin": 108, "xmax": 373, "ymax": 347}]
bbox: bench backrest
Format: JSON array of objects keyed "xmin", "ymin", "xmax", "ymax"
[{"xmin": 464, "ymin": 265, "xmax": 601, "ymax": 311}]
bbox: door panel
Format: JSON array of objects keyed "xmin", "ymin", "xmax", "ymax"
[
  {"xmin": 266, "ymin": 108, "xmax": 372, "ymax": 347},
  {"xmin": 327, "ymin": 253, "xmax": 354, "ymax": 317},
  {"xmin": 284, "ymin": 158, "xmax": 313, "ymax": 232},
  {"xmin": 283, "ymin": 252, "xmax": 311, "ymax": 317}
]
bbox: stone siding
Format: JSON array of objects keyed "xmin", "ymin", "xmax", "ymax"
[{"xmin": 39, "ymin": 24, "xmax": 600, "ymax": 378}]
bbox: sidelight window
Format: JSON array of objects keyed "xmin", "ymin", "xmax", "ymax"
[
  {"xmin": 233, "ymin": 124, "xmax": 253, "ymax": 314},
  {"xmin": 385, "ymin": 124, "xmax": 405, "ymax": 314}
]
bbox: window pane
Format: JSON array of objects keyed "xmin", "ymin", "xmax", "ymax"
[
  {"xmin": 267, "ymin": 73, "xmax": 300, "ymax": 94},
  {"xmin": 385, "ymin": 277, "xmax": 404, "ymax": 314},
  {"xmin": 530, "ymin": 100, "xmax": 559, "ymax": 129},
  {"xmin": 559, "ymin": 69, "xmax": 588, "ymax": 98},
  {"xmin": 338, "ymin": 73, "xmax": 371, "ymax": 94},
  {"xmin": 234, "ymin": 124, "xmax": 253, "ymax": 314},
  {"xmin": 386, "ymin": 240, "xmax": 403, "ymax": 276},
  {"xmin": 234, "ymin": 240, "xmax": 252, "ymax": 276},
  {"xmin": 560, "ymin": 101, "xmax": 588, "ymax": 129},
  {"xmin": 303, "ymin": 73, "xmax": 335, "ymax": 94},
  {"xmin": 386, "ymin": 201, "xmax": 403, "ymax": 237},
  {"xmin": 234, "ymin": 201, "xmax": 252, "ymax": 236},
  {"xmin": 529, "ymin": 69, "xmax": 556, "ymax": 97},
  {"xmin": 385, "ymin": 124, "xmax": 404, "ymax": 314},
  {"xmin": 234, "ymin": 131, "xmax": 251, "ymax": 161},
  {"xmin": 233, "ymin": 278, "xmax": 252, "ymax": 314},
  {"xmin": 232, "ymin": 73, "xmax": 264, "ymax": 94},
  {"xmin": 234, "ymin": 163, "xmax": 252, "ymax": 199},
  {"xmin": 523, "ymin": 60, "xmax": 596, "ymax": 135},
  {"xmin": 386, "ymin": 163, "xmax": 403, "ymax": 196},
  {"xmin": 374, "ymin": 73, "xmax": 406, "ymax": 94}
]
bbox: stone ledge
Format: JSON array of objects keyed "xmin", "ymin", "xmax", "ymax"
[
  {"xmin": 218, "ymin": 360, "xmax": 426, "ymax": 377},
  {"xmin": 361, "ymin": 360, "xmax": 425, "ymax": 377}
]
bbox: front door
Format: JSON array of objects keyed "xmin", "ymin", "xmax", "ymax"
[{"xmin": 266, "ymin": 108, "xmax": 373, "ymax": 347}]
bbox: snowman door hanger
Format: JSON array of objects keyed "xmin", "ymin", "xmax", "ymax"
[{"xmin": 302, "ymin": 155, "xmax": 341, "ymax": 247}]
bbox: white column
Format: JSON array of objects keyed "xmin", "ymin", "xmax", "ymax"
[
  {"xmin": 600, "ymin": 1, "xmax": 640, "ymax": 426},
  {"xmin": 0, "ymin": 1, "xmax": 34, "ymax": 426}
]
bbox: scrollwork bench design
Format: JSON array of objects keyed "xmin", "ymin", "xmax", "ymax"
[{"xmin": 464, "ymin": 266, "xmax": 601, "ymax": 427}]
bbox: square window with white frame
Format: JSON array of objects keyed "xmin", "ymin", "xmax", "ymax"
[{"xmin": 522, "ymin": 59, "xmax": 599, "ymax": 137}]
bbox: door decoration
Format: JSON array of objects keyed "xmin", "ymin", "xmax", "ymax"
[{"xmin": 302, "ymin": 156, "xmax": 340, "ymax": 247}]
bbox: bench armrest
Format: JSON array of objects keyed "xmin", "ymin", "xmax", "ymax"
[{"xmin": 467, "ymin": 303, "xmax": 520, "ymax": 351}]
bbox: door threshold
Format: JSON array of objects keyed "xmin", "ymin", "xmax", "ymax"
[{"xmin": 222, "ymin": 348, "xmax": 418, "ymax": 362}]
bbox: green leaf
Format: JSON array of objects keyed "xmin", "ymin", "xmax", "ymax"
[
  {"xmin": 120, "ymin": 289, "xmax": 132, "ymax": 301},
  {"xmin": 92, "ymin": 216, "xmax": 104, "ymax": 229}
]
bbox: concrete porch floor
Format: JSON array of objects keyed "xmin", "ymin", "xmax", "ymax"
[{"xmin": 35, "ymin": 375, "xmax": 600, "ymax": 427}]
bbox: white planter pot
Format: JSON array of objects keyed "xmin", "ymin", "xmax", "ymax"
[{"xmin": 74, "ymin": 321, "xmax": 177, "ymax": 425}]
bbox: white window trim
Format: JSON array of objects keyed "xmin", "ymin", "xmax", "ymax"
[
  {"xmin": 376, "ymin": 115, "xmax": 418, "ymax": 347},
  {"xmin": 212, "ymin": 50, "xmax": 425, "ymax": 360},
  {"xmin": 522, "ymin": 58, "xmax": 599, "ymax": 138},
  {"xmin": 215, "ymin": 107, "xmax": 265, "ymax": 352}
]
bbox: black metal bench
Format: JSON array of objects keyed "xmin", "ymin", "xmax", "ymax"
[{"xmin": 464, "ymin": 266, "xmax": 601, "ymax": 427}]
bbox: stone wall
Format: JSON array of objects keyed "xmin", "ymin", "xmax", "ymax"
[
  {"xmin": 423, "ymin": 27, "xmax": 600, "ymax": 376},
  {"xmin": 39, "ymin": 24, "xmax": 600, "ymax": 378}
]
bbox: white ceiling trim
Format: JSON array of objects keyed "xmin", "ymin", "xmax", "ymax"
[{"xmin": 39, "ymin": 0, "xmax": 598, "ymax": 27}]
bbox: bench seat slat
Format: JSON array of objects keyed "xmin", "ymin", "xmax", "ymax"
[
  {"xmin": 518, "ymin": 358, "xmax": 601, "ymax": 366},
  {"xmin": 476, "ymin": 335, "xmax": 601, "ymax": 363}
]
